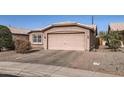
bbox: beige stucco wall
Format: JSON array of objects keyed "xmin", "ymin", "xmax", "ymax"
[
  {"xmin": 43, "ymin": 26, "xmax": 92, "ymax": 51},
  {"xmin": 30, "ymin": 44, "xmax": 44, "ymax": 48},
  {"xmin": 29, "ymin": 32, "xmax": 43, "ymax": 48}
]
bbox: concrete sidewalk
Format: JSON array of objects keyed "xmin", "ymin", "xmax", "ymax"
[{"xmin": 0, "ymin": 61, "xmax": 119, "ymax": 77}]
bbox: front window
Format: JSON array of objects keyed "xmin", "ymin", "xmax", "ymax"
[
  {"xmin": 32, "ymin": 34, "xmax": 42, "ymax": 43},
  {"xmin": 33, "ymin": 35, "xmax": 37, "ymax": 42},
  {"xmin": 38, "ymin": 35, "xmax": 41, "ymax": 42}
]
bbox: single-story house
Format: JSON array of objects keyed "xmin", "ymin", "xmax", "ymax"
[
  {"xmin": 28, "ymin": 22, "xmax": 97, "ymax": 51},
  {"xmin": 108, "ymin": 23, "xmax": 124, "ymax": 47},
  {"xmin": 8, "ymin": 26, "xmax": 29, "ymax": 41}
]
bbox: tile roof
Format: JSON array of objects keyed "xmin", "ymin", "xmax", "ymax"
[
  {"xmin": 28, "ymin": 22, "xmax": 97, "ymax": 34},
  {"xmin": 109, "ymin": 23, "xmax": 124, "ymax": 31},
  {"xmin": 52, "ymin": 22, "xmax": 97, "ymax": 31},
  {"xmin": 7, "ymin": 26, "xmax": 30, "ymax": 35}
]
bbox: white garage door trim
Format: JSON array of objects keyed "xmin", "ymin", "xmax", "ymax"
[{"xmin": 47, "ymin": 32, "xmax": 85, "ymax": 51}]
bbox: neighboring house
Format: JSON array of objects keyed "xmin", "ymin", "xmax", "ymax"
[
  {"xmin": 29, "ymin": 22, "xmax": 97, "ymax": 51},
  {"xmin": 7, "ymin": 26, "xmax": 30, "ymax": 41},
  {"xmin": 99, "ymin": 38, "xmax": 106, "ymax": 46},
  {"xmin": 108, "ymin": 23, "xmax": 124, "ymax": 47}
]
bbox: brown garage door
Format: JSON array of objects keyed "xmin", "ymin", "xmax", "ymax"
[{"xmin": 48, "ymin": 33, "xmax": 85, "ymax": 51}]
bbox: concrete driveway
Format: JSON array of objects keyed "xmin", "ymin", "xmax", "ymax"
[
  {"xmin": 0, "ymin": 50, "xmax": 124, "ymax": 76},
  {"xmin": 0, "ymin": 62, "xmax": 118, "ymax": 77},
  {"xmin": 0, "ymin": 50, "xmax": 82, "ymax": 66}
]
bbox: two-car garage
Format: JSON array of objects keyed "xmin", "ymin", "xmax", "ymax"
[
  {"xmin": 42, "ymin": 23, "xmax": 96, "ymax": 51},
  {"xmin": 47, "ymin": 33, "xmax": 85, "ymax": 51}
]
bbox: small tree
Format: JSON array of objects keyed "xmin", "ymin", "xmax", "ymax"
[
  {"xmin": 99, "ymin": 31, "xmax": 107, "ymax": 39},
  {"xmin": 118, "ymin": 30, "xmax": 124, "ymax": 44},
  {"xmin": 106, "ymin": 31, "xmax": 121, "ymax": 51},
  {"xmin": 0, "ymin": 25, "xmax": 14, "ymax": 51}
]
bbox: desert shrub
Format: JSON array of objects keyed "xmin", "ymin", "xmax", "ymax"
[
  {"xmin": 106, "ymin": 32, "xmax": 121, "ymax": 51},
  {"xmin": 0, "ymin": 25, "xmax": 14, "ymax": 51},
  {"xmin": 118, "ymin": 30, "xmax": 124, "ymax": 44},
  {"xmin": 15, "ymin": 39, "xmax": 31, "ymax": 53}
]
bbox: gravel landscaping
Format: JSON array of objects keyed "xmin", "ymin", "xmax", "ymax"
[{"xmin": 0, "ymin": 49, "xmax": 124, "ymax": 76}]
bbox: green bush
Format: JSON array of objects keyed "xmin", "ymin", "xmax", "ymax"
[
  {"xmin": 15, "ymin": 39, "xmax": 31, "ymax": 53},
  {"xmin": 0, "ymin": 25, "xmax": 14, "ymax": 51},
  {"xmin": 107, "ymin": 32, "xmax": 121, "ymax": 51}
]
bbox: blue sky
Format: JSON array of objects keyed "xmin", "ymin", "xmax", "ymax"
[{"xmin": 0, "ymin": 15, "xmax": 124, "ymax": 32}]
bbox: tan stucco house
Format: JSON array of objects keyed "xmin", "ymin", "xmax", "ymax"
[
  {"xmin": 108, "ymin": 23, "xmax": 124, "ymax": 47},
  {"xmin": 28, "ymin": 22, "xmax": 97, "ymax": 51},
  {"xmin": 8, "ymin": 26, "xmax": 29, "ymax": 41}
]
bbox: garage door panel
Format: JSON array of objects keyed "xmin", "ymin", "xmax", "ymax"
[{"xmin": 48, "ymin": 33, "xmax": 85, "ymax": 51}]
